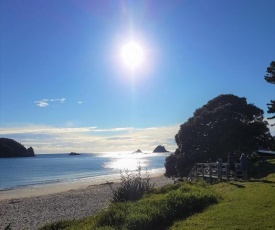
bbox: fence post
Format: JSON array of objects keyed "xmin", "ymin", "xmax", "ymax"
[
  {"xmin": 226, "ymin": 164, "xmax": 229, "ymax": 181},
  {"xmin": 209, "ymin": 163, "xmax": 212, "ymax": 181}
]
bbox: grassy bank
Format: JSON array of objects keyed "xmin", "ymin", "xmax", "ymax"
[
  {"xmin": 40, "ymin": 181, "xmax": 218, "ymax": 230},
  {"xmin": 171, "ymin": 159, "xmax": 275, "ymax": 230},
  {"xmin": 40, "ymin": 160, "xmax": 275, "ymax": 230}
]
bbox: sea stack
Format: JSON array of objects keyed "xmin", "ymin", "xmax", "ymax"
[
  {"xmin": 69, "ymin": 152, "xmax": 81, "ymax": 156},
  {"xmin": 152, "ymin": 145, "xmax": 169, "ymax": 153},
  {"xmin": 133, "ymin": 149, "xmax": 142, "ymax": 153}
]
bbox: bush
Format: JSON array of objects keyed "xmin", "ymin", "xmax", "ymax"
[
  {"xmin": 108, "ymin": 165, "xmax": 155, "ymax": 202},
  {"xmin": 98, "ymin": 181, "xmax": 218, "ymax": 230}
]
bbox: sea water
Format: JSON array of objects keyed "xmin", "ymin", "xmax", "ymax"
[{"xmin": 0, "ymin": 152, "xmax": 169, "ymax": 190}]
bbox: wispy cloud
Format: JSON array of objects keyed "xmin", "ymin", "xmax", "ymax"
[
  {"xmin": 0, "ymin": 126, "xmax": 97, "ymax": 135},
  {"xmin": 35, "ymin": 99, "xmax": 49, "ymax": 107},
  {"xmin": 34, "ymin": 98, "xmax": 66, "ymax": 107},
  {"xmin": 0, "ymin": 124, "xmax": 179, "ymax": 154},
  {"xmin": 50, "ymin": 98, "xmax": 66, "ymax": 103}
]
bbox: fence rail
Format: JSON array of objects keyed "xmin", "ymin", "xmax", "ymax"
[{"xmin": 191, "ymin": 162, "xmax": 244, "ymax": 181}]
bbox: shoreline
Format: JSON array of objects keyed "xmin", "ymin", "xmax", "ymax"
[
  {"xmin": 0, "ymin": 172, "xmax": 173, "ymax": 230},
  {"xmin": 0, "ymin": 168, "xmax": 166, "ymax": 201}
]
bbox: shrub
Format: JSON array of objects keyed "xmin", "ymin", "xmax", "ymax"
[
  {"xmin": 98, "ymin": 182, "xmax": 218, "ymax": 230},
  {"xmin": 108, "ymin": 165, "xmax": 155, "ymax": 202}
]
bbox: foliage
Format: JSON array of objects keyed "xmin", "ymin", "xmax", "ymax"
[
  {"xmin": 165, "ymin": 94, "xmax": 273, "ymax": 178},
  {"xmin": 108, "ymin": 166, "xmax": 155, "ymax": 202},
  {"xmin": 247, "ymin": 159, "xmax": 275, "ymax": 179},
  {"xmin": 0, "ymin": 138, "xmax": 35, "ymax": 157},
  {"xmin": 264, "ymin": 61, "xmax": 275, "ymax": 121},
  {"xmin": 94, "ymin": 181, "xmax": 217, "ymax": 230},
  {"xmin": 264, "ymin": 61, "xmax": 275, "ymax": 84}
]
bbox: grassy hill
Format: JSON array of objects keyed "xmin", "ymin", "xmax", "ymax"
[{"xmin": 40, "ymin": 159, "xmax": 275, "ymax": 230}]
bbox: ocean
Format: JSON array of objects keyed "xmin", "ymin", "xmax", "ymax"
[{"xmin": 0, "ymin": 152, "xmax": 169, "ymax": 191}]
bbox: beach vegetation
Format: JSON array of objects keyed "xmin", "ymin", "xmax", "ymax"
[
  {"xmin": 40, "ymin": 159, "xmax": 275, "ymax": 230},
  {"xmin": 165, "ymin": 94, "xmax": 273, "ymax": 178},
  {"xmin": 40, "ymin": 179, "xmax": 218, "ymax": 230},
  {"xmin": 108, "ymin": 165, "xmax": 155, "ymax": 202}
]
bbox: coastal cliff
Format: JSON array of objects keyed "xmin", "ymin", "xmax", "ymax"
[{"xmin": 0, "ymin": 138, "xmax": 35, "ymax": 158}]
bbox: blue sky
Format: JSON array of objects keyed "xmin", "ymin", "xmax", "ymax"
[{"xmin": 0, "ymin": 0, "xmax": 275, "ymax": 153}]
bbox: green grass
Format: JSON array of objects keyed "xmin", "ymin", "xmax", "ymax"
[
  {"xmin": 170, "ymin": 159, "xmax": 275, "ymax": 230},
  {"xmin": 40, "ymin": 181, "xmax": 218, "ymax": 230},
  {"xmin": 40, "ymin": 159, "xmax": 275, "ymax": 230}
]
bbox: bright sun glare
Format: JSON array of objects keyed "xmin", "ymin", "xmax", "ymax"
[
  {"xmin": 120, "ymin": 41, "xmax": 144, "ymax": 70},
  {"xmin": 105, "ymin": 158, "xmax": 148, "ymax": 171}
]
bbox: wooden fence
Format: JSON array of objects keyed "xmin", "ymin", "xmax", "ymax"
[{"xmin": 188, "ymin": 162, "xmax": 245, "ymax": 181}]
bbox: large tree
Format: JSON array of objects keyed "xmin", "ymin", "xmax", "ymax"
[
  {"xmin": 165, "ymin": 94, "xmax": 273, "ymax": 178},
  {"xmin": 264, "ymin": 61, "xmax": 275, "ymax": 120}
]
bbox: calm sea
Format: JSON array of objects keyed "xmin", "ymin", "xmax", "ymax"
[{"xmin": 0, "ymin": 152, "xmax": 169, "ymax": 190}]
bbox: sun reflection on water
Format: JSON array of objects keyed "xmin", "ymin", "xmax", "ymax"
[{"xmin": 104, "ymin": 158, "xmax": 148, "ymax": 171}]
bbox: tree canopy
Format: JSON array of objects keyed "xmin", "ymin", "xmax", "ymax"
[
  {"xmin": 264, "ymin": 61, "xmax": 275, "ymax": 120},
  {"xmin": 165, "ymin": 94, "xmax": 273, "ymax": 178}
]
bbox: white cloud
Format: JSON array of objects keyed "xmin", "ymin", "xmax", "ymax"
[
  {"xmin": 50, "ymin": 98, "xmax": 66, "ymax": 103},
  {"xmin": 34, "ymin": 98, "xmax": 66, "ymax": 107},
  {"xmin": 0, "ymin": 125, "xmax": 97, "ymax": 135},
  {"xmin": 35, "ymin": 100, "xmax": 49, "ymax": 107},
  {"xmin": 78, "ymin": 101, "xmax": 83, "ymax": 104},
  {"xmin": 0, "ymin": 124, "xmax": 179, "ymax": 154}
]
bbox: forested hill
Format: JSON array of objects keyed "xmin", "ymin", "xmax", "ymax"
[{"xmin": 0, "ymin": 138, "xmax": 35, "ymax": 158}]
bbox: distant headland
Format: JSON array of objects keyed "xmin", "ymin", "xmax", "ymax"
[{"xmin": 0, "ymin": 138, "xmax": 35, "ymax": 158}]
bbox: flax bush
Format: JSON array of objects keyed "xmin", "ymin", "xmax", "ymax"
[{"xmin": 108, "ymin": 165, "xmax": 155, "ymax": 202}]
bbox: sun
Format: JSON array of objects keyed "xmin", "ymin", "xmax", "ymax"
[{"xmin": 120, "ymin": 41, "xmax": 144, "ymax": 70}]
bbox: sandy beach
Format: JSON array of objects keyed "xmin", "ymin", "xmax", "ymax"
[{"xmin": 0, "ymin": 173, "xmax": 174, "ymax": 230}]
